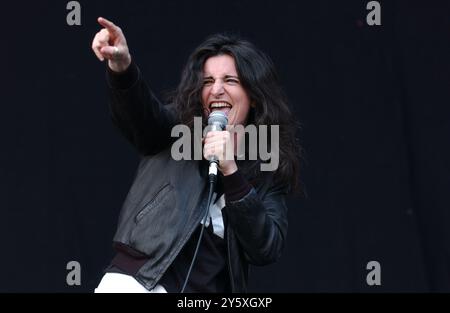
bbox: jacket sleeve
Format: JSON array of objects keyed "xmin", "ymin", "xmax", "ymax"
[
  {"xmin": 224, "ymin": 173, "xmax": 289, "ymax": 266},
  {"xmin": 106, "ymin": 62, "xmax": 178, "ymax": 156}
]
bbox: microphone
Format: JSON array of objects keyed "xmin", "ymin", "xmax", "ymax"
[
  {"xmin": 180, "ymin": 110, "xmax": 228, "ymax": 293},
  {"xmin": 206, "ymin": 111, "xmax": 228, "ymax": 179}
]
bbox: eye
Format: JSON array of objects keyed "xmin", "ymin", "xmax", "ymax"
[
  {"xmin": 203, "ymin": 79, "xmax": 214, "ymax": 86},
  {"xmin": 226, "ymin": 78, "xmax": 239, "ymax": 84}
]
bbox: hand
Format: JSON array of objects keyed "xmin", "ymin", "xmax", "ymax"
[
  {"xmin": 91, "ymin": 17, "xmax": 131, "ymax": 73},
  {"xmin": 203, "ymin": 131, "xmax": 238, "ymax": 176}
]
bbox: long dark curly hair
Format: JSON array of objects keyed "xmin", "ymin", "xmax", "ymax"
[{"xmin": 171, "ymin": 33, "xmax": 301, "ymax": 192}]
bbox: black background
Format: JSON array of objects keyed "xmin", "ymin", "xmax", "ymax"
[{"xmin": 1, "ymin": 0, "xmax": 449, "ymax": 292}]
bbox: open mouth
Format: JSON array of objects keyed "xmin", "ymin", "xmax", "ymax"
[{"xmin": 209, "ymin": 101, "xmax": 232, "ymax": 116}]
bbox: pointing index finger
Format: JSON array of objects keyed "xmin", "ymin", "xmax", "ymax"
[{"xmin": 97, "ymin": 17, "xmax": 120, "ymax": 34}]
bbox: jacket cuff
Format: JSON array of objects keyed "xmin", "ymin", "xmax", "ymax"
[
  {"xmin": 106, "ymin": 61, "xmax": 139, "ymax": 90},
  {"xmin": 222, "ymin": 169, "xmax": 253, "ymax": 202}
]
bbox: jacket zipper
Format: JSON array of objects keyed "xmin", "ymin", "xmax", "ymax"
[{"xmin": 135, "ymin": 183, "xmax": 170, "ymax": 223}]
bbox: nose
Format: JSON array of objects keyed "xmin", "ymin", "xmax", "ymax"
[{"xmin": 211, "ymin": 80, "xmax": 224, "ymax": 97}]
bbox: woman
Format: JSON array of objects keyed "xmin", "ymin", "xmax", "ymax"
[{"xmin": 91, "ymin": 17, "xmax": 300, "ymax": 293}]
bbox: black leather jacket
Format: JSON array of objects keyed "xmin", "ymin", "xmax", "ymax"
[{"xmin": 107, "ymin": 63, "xmax": 289, "ymax": 292}]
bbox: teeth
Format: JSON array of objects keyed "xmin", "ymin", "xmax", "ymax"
[{"xmin": 210, "ymin": 102, "xmax": 232, "ymax": 108}]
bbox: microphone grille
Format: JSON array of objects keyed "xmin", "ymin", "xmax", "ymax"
[{"xmin": 207, "ymin": 111, "xmax": 228, "ymax": 130}]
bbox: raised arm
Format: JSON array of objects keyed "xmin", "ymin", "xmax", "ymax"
[{"xmin": 92, "ymin": 17, "xmax": 177, "ymax": 155}]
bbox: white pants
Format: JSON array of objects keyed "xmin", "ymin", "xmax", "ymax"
[{"xmin": 94, "ymin": 273, "xmax": 167, "ymax": 293}]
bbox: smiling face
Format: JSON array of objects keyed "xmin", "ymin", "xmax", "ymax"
[{"xmin": 201, "ymin": 54, "xmax": 252, "ymax": 126}]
